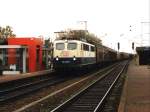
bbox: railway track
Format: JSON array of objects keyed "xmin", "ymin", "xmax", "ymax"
[
  {"xmin": 0, "ymin": 67, "xmax": 104, "ymax": 103},
  {"xmin": 0, "ymin": 74, "xmax": 70, "ymax": 103},
  {"xmin": 50, "ymin": 61, "xmax": 128, "ymax": 112}
]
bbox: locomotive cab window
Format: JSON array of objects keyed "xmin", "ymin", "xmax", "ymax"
[
  {"xmin": 67, "ymin": 43, "xmax": 77, "ymax": 50},
  {"xmin": 83, "ymin": 44, "xmax": 89, "ymax": 51},
  {"xmin": 56, "ymin": 43, "xmax": 65, "ymax": 50},
  {"xmin": 91, "ymin": 46, "xmax": 95, "ymax": 52}
]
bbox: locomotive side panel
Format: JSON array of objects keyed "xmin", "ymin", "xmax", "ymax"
[{"xmin": 81, "ymin": 43, "xmax": 96, "ymax": 65}]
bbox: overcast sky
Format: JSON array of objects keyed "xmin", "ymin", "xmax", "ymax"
[{"xmin": 0, "ymin": 0, "xmax": 149, "ymax": 53}]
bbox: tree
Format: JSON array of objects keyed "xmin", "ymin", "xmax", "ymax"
[
  {"xmin": 0, "ymin": 26, "xmax": 16, "ymax": 44},
  {"xmin": 0, "ymin": 26, "xmax": 16, "ymax": 39}
]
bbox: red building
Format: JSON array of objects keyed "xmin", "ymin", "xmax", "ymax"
[{"xmin": 8, "ymin": 37, "xmax": 43, "ymax": 72}]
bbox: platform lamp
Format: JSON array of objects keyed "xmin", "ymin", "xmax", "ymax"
[
  {"xmin": 117, "ymin": 42, "xmax": 120, "ymax": 52},
  {"xmin": 132, "ymin": 42, "xmax": 136, "ymax": 55},
  {"xmin": 117, "ymin": 42, "xmax": 120, "ymax": 59},
  {"xmin": 132, "ymin": 42, "xmax": 134, "ymax": 50}
]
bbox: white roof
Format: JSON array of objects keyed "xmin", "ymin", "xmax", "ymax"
[{"xmin": 0, "ymin": 45, "xmax": 27, "ymax": 49}]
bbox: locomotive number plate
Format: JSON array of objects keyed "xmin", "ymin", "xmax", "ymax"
[{"xmin": 62, "ymin": 61, "xmax": 70, "ymax": 63}]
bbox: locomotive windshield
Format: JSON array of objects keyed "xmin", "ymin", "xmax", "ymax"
[
  {"xmin": 67, "ymin": 43, "xmax": 77, "ymax": 50},
  {"xmin": 56, "ymin": 43, "xmax": 65, "ymax": 50}
]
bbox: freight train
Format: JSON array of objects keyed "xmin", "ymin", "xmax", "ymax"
[{"xmin": 53, "ymin": 39, "xmax": 130, "ymax": 71}]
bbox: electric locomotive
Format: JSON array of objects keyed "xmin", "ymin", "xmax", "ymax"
[{"xmin": 53, "ymin": 39, "xmax": 96, "ymax": 70}]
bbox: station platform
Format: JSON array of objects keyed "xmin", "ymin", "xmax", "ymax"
[
  {"xmin": 0, "ymin": 70, "xmax": 52, "ymax": 84},
  {"xmin": 118, "ymin": 60, "xmax": 150, "ymax": 112}
]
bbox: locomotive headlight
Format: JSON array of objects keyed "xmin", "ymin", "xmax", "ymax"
[
  {"xmin": 73, "ymin": 56, "xmax": 76, "ymax": 61},
  {"xmin": 56, "ymin": 56, "xmax": 59, "ymax": 61}
]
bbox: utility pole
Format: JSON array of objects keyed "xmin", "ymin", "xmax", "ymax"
[
  {"xmin": 117, "ymin": 42, "xmax": 120, "ymax": 59},
  {"xmin": 77, "ymin": 21, "xmax": 87, "ymax": 31}
]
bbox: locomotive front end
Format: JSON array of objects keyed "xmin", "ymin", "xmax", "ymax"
[{"xmin": 53, "ymin": 40, "xmax": 81, "ymax": 70}]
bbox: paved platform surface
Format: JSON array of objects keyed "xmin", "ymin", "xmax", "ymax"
[
  {"xmin": 0, "ymin": 70, "xmax": 52, "ymax": 84},
  {"xmin": 118, "ymin": 61, "xmax": 150, "ymax": 112}
]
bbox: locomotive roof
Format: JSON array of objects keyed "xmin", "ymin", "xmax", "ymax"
[{"xmin": 54, "ymin": 39, "xmax": 95, "ymax": 46}]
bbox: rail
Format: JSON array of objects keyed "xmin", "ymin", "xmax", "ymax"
[{"xmin": 51, "ymin": 61, "xmax": 128, "ymax": 112}]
